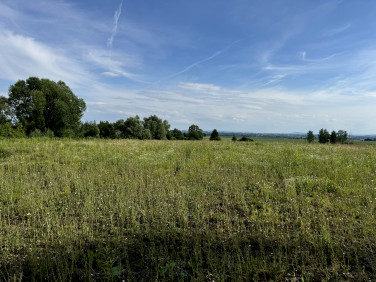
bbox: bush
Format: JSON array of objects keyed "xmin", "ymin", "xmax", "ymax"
[
  {"xmin": 29, "ymin": 129, "xmax": 55, "ymax": 138},
  {"xmin": 238, "ymin": 136, "xmax": 254, "ymax": 142},
  {"xmin": 0, "ymin": 123, "xmax": 26, "ymax": 138},
  {"xmin": 29, "ymin": 129, "xmax": 43, "ymax": 138}
]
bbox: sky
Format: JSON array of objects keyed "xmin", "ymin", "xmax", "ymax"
[{"xmin": 1, "ymin": 0, "xmax": 376, "ymax": 134}]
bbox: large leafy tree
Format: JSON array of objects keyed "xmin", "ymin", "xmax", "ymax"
[
  {"xmin": 6, "ymin": 77, "xmax": 86, "ymax": 137},
  {"xmin": 337, "ymin": 130, "xmax": 348, "ymax": 144},
  {"xmin": 0, "ymin": 96, "xmax": 10, "ymax": 124},
  {"xmin": 124, "ymin": 116, "xmax": 151, "ymax": 140},
  {"xmin": 187, "ymin": 124, "xmax": 204, "ymax": 140},
  {"xmin": 143, "ymin": 115, "xmax": 169, "ymax": 140}
]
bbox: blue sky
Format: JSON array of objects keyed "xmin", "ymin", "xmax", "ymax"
[{"xmin": 1, "ymin": 0, "xmax": 376, "ymax": 134}]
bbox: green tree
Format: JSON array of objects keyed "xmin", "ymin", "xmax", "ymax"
[
  {"xmin": 113, "ymin": 119, "xmax": 127, "ymax": 138},
  {"xmin": 143, "ymin": 115, "xmax": 169, "ymax": 140},
  {"xmin": 7, "ymin": 77, "xmax": 86, "ymax": 137},
  {"xmin": 0, "ymin": 96, "xmax": 11, "ymax": 124},
  {"xmin": 209, "ymin": 129, "xmax": 221, "ymax": 141},
  {"xmin": 232, "ymin": 135, "xmax": 237, "ymax": 141},
  {"xmin": 171, "ymin": 128, "xmax": 184, "ymax": 140},
  {"xmin": 318, "ymin": 128, "xmax": 330, "ymax": 144},
  {"xmin": 337, "ymin": 130, "xmax": 348, "ymax": 144},
  {"xmin": 125, "ymin": 116, "xmax": 151, "ymax": 139},
  {"xmin": 306, "ymin": 130, "xmax": 314, "ymax": 143},
  {"xmin": 98, "ymin": 121, "xmax": 114, "ymax": 138},
  {"xmin": 187, "ymin": 124, "xmax": 204, "ymax": 140},
  {"xmin": 80, "ymin": 121, "xmax": 100, "ymax": 138},
  {"xmin": 330, "ymin": 130, "xmax": 337, "ymax": 144}
]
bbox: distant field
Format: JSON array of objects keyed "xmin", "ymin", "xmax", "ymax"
[
  {"xmin": 208, "ymin": 136, "xmax": 307, "ymax": 143},
  {"xmin": 1, "ymin": 138, "xmax": 375, "ymax": 280}
]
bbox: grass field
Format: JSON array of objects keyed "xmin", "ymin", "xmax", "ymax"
[{"xmin": 1, "ymin": 138, "xmax": 376, "ymax": 281}]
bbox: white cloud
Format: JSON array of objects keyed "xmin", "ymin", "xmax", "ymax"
[
  {"xmin": 323, "ymin": 23, "xmax": 351, "ymax": 37},
  {"xmin": 85, "ymin": 49, "xmax": 145, "ymax": 82},
  {"xmin": 102, "ymin": 72, "xmax": 121, "ymax": 77},
  {"xmin": 179, "ymin": 82, "xmax": 221, "ymax": 93},
  {"xmin": 0, "ymin": 28, "xmax": 90, "ymax": 86}
]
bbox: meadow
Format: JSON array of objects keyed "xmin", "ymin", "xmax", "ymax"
[{"xmin": 0, "ymin": 138, "xmax": 375, "ymax": 281}]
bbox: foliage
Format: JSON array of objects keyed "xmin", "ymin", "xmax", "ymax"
[
  {"xmin": 330, "ymin": 130, "xmax": 337, "ymax": 144},
  {"xmin": 337, "ymin": 130, "xmax": 348, "ymax": 144},
  {"xmin": 187, "ymin": 124, "xmax": 204, "ymax": 140},
  {"xmin": 306, "ymin": 130, "xmax": 314, "ymax": 143},
  {"xmin": 6, "ymin": 77, "xmax": 86, "ymax": 137},
  {"xmin": 1, "ymin": 139, "xmax": 375, "ymax": 280},
  {"xmin": 316, "ymin": 129, "xmax": 348, "ymax": 145},
  {"xmin": 209, "ymin": 129, "xmax": 221, "ymax": 141},
  {"xmin": 143, "ymin": 115, "xmax": 170, "ymax": 140},
  {"xmin": 171, "ymin": 128, "xmax": 184, "ymax": 140},
  {"xmin": 98, "ymin": 121, "xmax": 114, "ymax": 139},
  {"xmin": 0, "ymin": 123, "xmax": 26, "ymax": 138},
  {"xmin": 29, "ymin": 129, "xmax": 54, "ymax": 138},
  {"xmin": 238, "ymin": 136, "xmax": 254, "ymax": 142},
  {"xmin": 318, "ymin": 128, "xmax": 330, "ymax": 144},
  {"xmin": 125, "ymin": 116, "xmax": 151, "ymax": 140},
  {"xmin": 232, "ymin": 135, "xmax": 237, "ymax": 141},
  {"xmin": 80, "ymin": 121, "xmax": 100, "ymax": 138},
  {"xmin": 0, "ymin": 96, "xmax": 11, "ymax": 124}
]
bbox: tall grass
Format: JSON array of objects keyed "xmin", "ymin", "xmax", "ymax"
[{"xmin": 0, "ymin": 138, "xmax": 375, "ymax": 280}]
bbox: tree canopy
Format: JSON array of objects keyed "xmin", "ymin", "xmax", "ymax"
[
  {"xmin": 143, "ymin": 115, "xmax": 170, "ymax": 140},
  {"xmin": 318, "ymin": 129, "xmax": 330, "ymax": 144},
  {"xmin": 187, "ymin": 124, "xmax": 204, "ymax": 140},
  {"xmin": 306, "ymin": 130, "xmax": 314, "ymax": 143},
  {"xmin": 4, "ymin": 77, "xmax": 86, "ymax": 137},
  {"xmin": 209, "ymin": 129, "xmax": 221, "ymax": 141}
]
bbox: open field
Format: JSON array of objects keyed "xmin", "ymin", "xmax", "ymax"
[{"xmin": 1, "ymin": 138, "xmax": 376, "ymax": 281}]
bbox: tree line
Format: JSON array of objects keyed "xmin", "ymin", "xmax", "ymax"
[
  {"xmin": 306, "ymin": 129, "xmax": 348, "ymax": 144},
  {"xmin": 80, "ymin": 118, "xmax": 206, "ymax": 140},
  {"xmin": 0, "ymin": 77, "xmax": 210, "ymax": 140}
]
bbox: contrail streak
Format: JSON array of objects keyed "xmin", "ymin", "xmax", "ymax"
[
  {"xmin": 107, "ymin": 0, "xmax": 124, "ymax": 50},
  {"xmin": 167, "ymin": 38, "xmax": 244, "ymax": 79}
]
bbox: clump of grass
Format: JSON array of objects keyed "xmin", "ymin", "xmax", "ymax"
[
  {"xmin": 0, "ymin": 138, "xmax": 375, "ymax": 280},
  {"xmin": 0, "ymin": 147, "xmax": 11, "ymax": 159}
]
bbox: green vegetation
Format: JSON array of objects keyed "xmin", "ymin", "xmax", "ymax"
[
  {"xmin": 209, "ymin": 129, "xmax": 221, "ymax": 141},
  {"xmin": 306, "ymin": 130, "xmax": 314, "ymax": 143},
  {"xmin": 316, "ymin": 129, "xmax": 348, "ymax": 144},
  {"xmin": 0, "ymin": 77, "xmax": 204, "ymax": 141},
  {"xmin": 238, "ymin": 136, "xmax": 254, "ymax": 142},
  {"xmin": 3, "ymin": 77, "xmax": 86, "ymax": 137},
  {"xmin": 187, "ymin": 124, "xmax": 204, "ymax": 140},
  {"xmin": 1, "ymin": 138, "xmax": 375, "ymax": 280}
]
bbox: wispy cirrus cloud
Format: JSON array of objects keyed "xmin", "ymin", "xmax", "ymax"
[
  {"xmin": 323, "ymin": 23, "xmax": 351, "ymax": 37},
  {"xmin": 0, "ymin": 28, "xmax": 90, "ymax": 87},
  {"xmin": 84, "ymin": 49, "xmax": 145, "ymax": 82}
]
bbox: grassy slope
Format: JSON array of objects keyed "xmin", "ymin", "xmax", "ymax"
[{"xmin": 0, "ymin": 138, "xmax": 375, "ymax": 281}]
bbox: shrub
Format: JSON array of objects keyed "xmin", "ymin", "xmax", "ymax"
[{"xmin": 238, "ymin": 136, "xmax": 253, "ymax": 142}]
